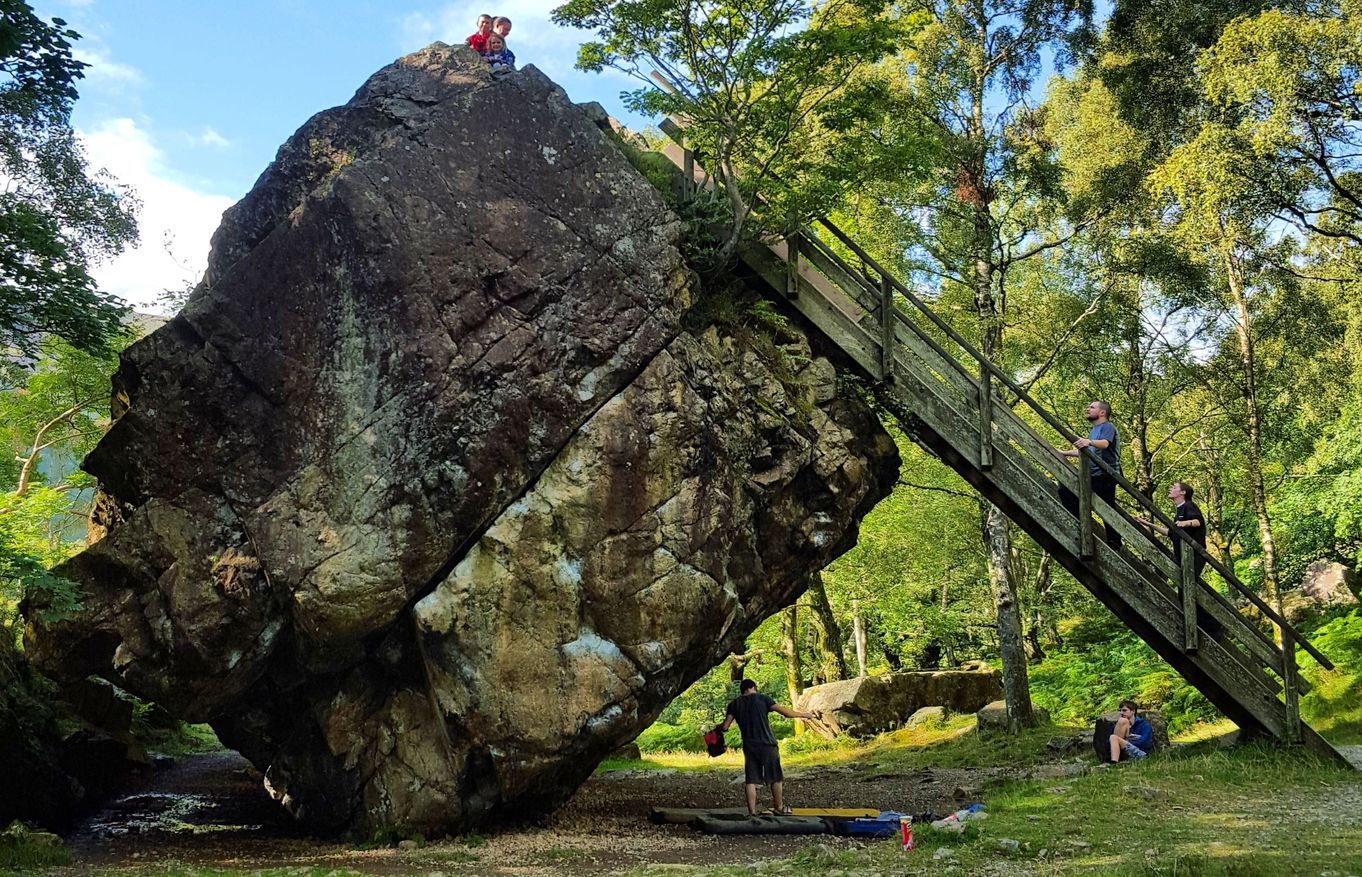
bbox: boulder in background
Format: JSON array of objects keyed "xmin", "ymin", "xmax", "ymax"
[{"xmin": 798, "ymin": 670, "xmax": 1003, "ymax": 738}]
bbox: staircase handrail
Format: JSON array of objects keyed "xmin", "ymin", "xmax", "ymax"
[
  {"xmin": 645, "ymin": 107, "xmax": 1331, "ymax": 672},
  {"xmin": 806, "ymin": 217, "xmax": 1331, "ymax": 670}
]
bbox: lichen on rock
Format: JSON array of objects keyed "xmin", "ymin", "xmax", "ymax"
[{"xmin": 25, "ymin": 43, "xmax": 898, "ymax": 836}]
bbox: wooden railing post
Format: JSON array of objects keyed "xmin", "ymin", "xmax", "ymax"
[
  {"xmin": 681, "ymin": 147, "xmax": 695, "ymax": 202},
  {"xmin": 1180, "ymin": 539, "xmax": 1199, "ymax": 654},
  {"xmin": 1077, "ymin": 461, "xmax": 1095, "ymax": 559},
  {"xmin": 1281, "ymin": 625, "xmax": 1302, "ymax": 745},
  {"xmin": 879, "ymin": 273, "xmax": 895, "ymax": 383},
  {"xmin": 977, "ymin": 359, "xmax": 993, "ymax": 471},
  {"xmin": 784, "ymin": 236, "xmax": 800, "ymax": 299}
]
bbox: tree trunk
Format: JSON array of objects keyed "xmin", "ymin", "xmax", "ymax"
[
  {"xmin": 806, "ymin": 573, "xmax": 848, "ymax": 682},
  {"xmin": 1226, "ymin": 248, "xmax": 1284, "ymax": 627},
  {"xmin": 1198, "ymin": 434, "xmax": 1232, "ymax": 568},
  {"xmin": 781, "ymin": 605, "xmax": 803, "ymax": 728},
  {"xmin": 727, "ymin": 645, "xmax": 764, "ymax": 682},
  {"xmin": 967, "ymin": 48, "xmax": 1035, "ymax": 730},
  {"xmin": 1120, "ymin": 287, "xmax": 1156, "ymax": 497},
  {"xmin": 984, "ymin": 505, "xmax": 1036, "ymax": 729},
  {"xmin": 1025, "ymin": 553, "xmax": 1055, "ymax": 660},
  {"xmin": 852, "ymin": 600, "xmax": 868, "ymax": 677}
]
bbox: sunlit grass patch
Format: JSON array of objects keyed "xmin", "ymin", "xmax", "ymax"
[
  {"xmin": 612, "ymin": 713, "xmax": 1097, "ymax": 776},
  {"xmin": 1172, "ymin": 718, "xmax": 1239, "ymax": 745}
]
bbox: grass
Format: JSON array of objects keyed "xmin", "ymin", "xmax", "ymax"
[
  {"xmin": 32, "ymin": 714, "xmax": 1362, "ymax": 877},
  {"xmin": 0, "ymin": 842, "xmax": 69, "ymax": 870},
  {"xmin": 1302, "ymin": 668, "xmax": 1362, "ymax": 745},
  {"xmin": 606, "ymin": 715, "xmax": 1091, "ymax": 777},
  {"xmin": 611, "ymin": 736, "xmax": 1362, "ymax": 877},
  {"xmin": 15, "ymin": 870, "xmax": 366, "ymax": 877},
  {"xmin": 604, "ymin": 715, "xmax": 1361, "ymax": 877}
]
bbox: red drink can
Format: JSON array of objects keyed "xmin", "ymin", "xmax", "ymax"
[{"xmin": 900, "ymin": 816, "xmax": 915, "ymax": 851}]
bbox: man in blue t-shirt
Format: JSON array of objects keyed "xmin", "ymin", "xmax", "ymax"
[
  {"xmin": 1058, "ymin": 400, "xmax": 1123, "ymax": 550},
  {"xmin": 721, "ymin": 679, "xmax": 815, "ymax": 816},
  {"xmin": 1109, "ymin": 699, "xmax": 1155, "ymax": 761}
]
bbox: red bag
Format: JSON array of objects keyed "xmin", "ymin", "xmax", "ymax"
[{"xmin": 703, "ymin": 725, "xmax": 726, "ymax": 757}]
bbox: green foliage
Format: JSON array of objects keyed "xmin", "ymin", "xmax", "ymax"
[
  {"xmin": 636, "ymin": 721, "xmax": 706, "ymax": 753},
  {"xmin": 0, "ymin": 0, "xmax": 138, "ymax": 356},
  {"xmin": 1297, "ymin": 609, "xmax": 1362, "ymax": 743},
  {"xmin": 1030, "ymin": 616, "xmax": 1219, "ymax": 733},
  {"xmin": 555, "ymin": 0, "xmax": 929, "ymax": 263},
  {"xmin": 1, "ymin": 336, "xmax": 120, "ymax": 632},
  {"xmin": 0, "ymin": 831, "xmax": 68, "ymax": 869}
]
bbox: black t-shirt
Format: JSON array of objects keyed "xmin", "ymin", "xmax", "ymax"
[
  {"xmin": 1172, "ymin": 500, "xmax": 1207, "ymax": 560},
  {"xmin": 726, "ymin": 693, "xmax": 777, "ymax": 746}
]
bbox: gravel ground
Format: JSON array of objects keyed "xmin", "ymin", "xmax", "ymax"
[
  {"xmin": 57, "ymin": 751, "xmax": 1006, "ymax": 875},
  {"xmin": 1338, "ymin": 744, "xmax": 1362, "ymax": 769},
  {"xmin": 51, "ymin": 745, "xmax": 1362, "ymax": 875}
]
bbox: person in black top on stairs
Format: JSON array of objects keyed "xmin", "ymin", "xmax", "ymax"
[
  {"xmin": 1057, "ymin": 400, "xmax": 1123, "ymax": 550},
  {"xmin": 721, "ymin": 679, "xmax": 815, "ymax": 816},
  {"xmin": 1135, "ymin": 481, "xmax": 1207, "ymax": 576}
]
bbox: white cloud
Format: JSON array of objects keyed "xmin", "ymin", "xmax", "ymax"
[
  {"xmin": 73, "ymin": 47, "xmax": 145, "ymax": 91},
  {"xmin": 78, "ymin": 118, "xmax": 236, "ymax": 311},
  {"xmin": 190, "ymin": 126, "xmax": 232, "ymax": 149}
]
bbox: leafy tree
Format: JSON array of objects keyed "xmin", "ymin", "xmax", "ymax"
[
  {"xmin": 0, "ymin": 0, "xmax": 137, "ymax": 356},
  {"xmin": 1090, "ymin": 0, "xmax": 1277, "ymax": 146},
  {"xmin": 0, "ymin": 337, "xmax": 120, "ymax": 631},
  {"xmin": 863, "ymin": 0, "xmax": 1095, "ymax": 731},
  {"xmin": 553, "ymin": 0, "xmax": 920, "ymax": 264},
  {"xmin": 1196, "ymin": 1, "xmax": 1362, "ymax": 246}
]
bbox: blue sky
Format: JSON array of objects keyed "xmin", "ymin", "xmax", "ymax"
[{"xmin": 34, "ymin": 0, "xmax": 640, "ymax": 308}]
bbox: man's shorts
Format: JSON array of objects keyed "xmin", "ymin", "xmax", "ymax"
[
  {"xmin": 742, "ymin": 743, "xmax": 784, "ymax": 784},
  {"xmin": 1122, "ymin": 740, "xmax": 1148, "ymax": 760}
]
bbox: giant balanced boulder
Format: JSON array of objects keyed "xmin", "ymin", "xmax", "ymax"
[{"xmin": 24, "ymin": 44, "xmax": 899, "ymax": 835}]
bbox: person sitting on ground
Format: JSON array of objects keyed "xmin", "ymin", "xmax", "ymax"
[
  {"xmin": 1109, "ymin": 699, "xmax": 1154, "ymax": 762},
  {"xmin": 467, "ymin": 13, "xmax": 494, "ymax": 53},
  {"xmin": 481, "ymin": 33, "xmax": 516, "ymax": 70},
  {"xmin": 720, "ymin": 679, "xmax": 815, "ymax": 816}
]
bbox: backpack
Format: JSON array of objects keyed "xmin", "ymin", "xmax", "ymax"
[{"xmin": 703, "ymin": 724, "xmax": 726, "ymax": 757}]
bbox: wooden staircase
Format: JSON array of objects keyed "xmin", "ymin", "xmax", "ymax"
[{"xmin": 656, "ymin": 132, "xmax": 1349, "ymax": 766}]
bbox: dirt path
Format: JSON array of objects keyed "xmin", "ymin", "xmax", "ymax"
[{"xmin": 58, "ymin": 751, "xmax": 1007, "ymax": 875}]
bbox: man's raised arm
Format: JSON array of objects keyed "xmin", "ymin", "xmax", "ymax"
[{"xmin": 772, "ymin": 704, "xmax": 814, "ymax": 721}]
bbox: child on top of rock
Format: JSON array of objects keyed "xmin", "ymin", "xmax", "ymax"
[
  {"xmin": 467, "ymin": 13, "xmax": 493, "ymax": 52},
  {"xmin": 493, "ymin": 16, "xmax": 512, "ymax": 38},
  {"xmin": 482, "ymin": 32, "xmax": 515, "ymax": 70}
]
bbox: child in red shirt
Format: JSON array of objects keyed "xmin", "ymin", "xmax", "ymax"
[{"xmin": 467, "ymin": 14, "xmax": 493, "ymax": 52}]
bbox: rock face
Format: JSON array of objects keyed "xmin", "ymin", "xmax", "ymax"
[
  {"xmin": 0, "ymin": 637, "xmax": 80, "ymax": 829},
  {"xmin": 796, "ymin": 671, "xmax": 1002, "ymax": 738},
  {"xmin": 976, "ymin": 699, "xmax": 1050, "ymax": 733},
  {"xmin": 1284, "ymin": 560, "xmax": 1360, "ymax": 622},
  {"xmin": 24, "ymin": 45, "xmax": 898, "ymax": 835}
]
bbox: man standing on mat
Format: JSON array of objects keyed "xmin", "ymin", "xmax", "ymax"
[{"xmin": 721, "ymin": 678, "xmax": 815, "ymax": 816}]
